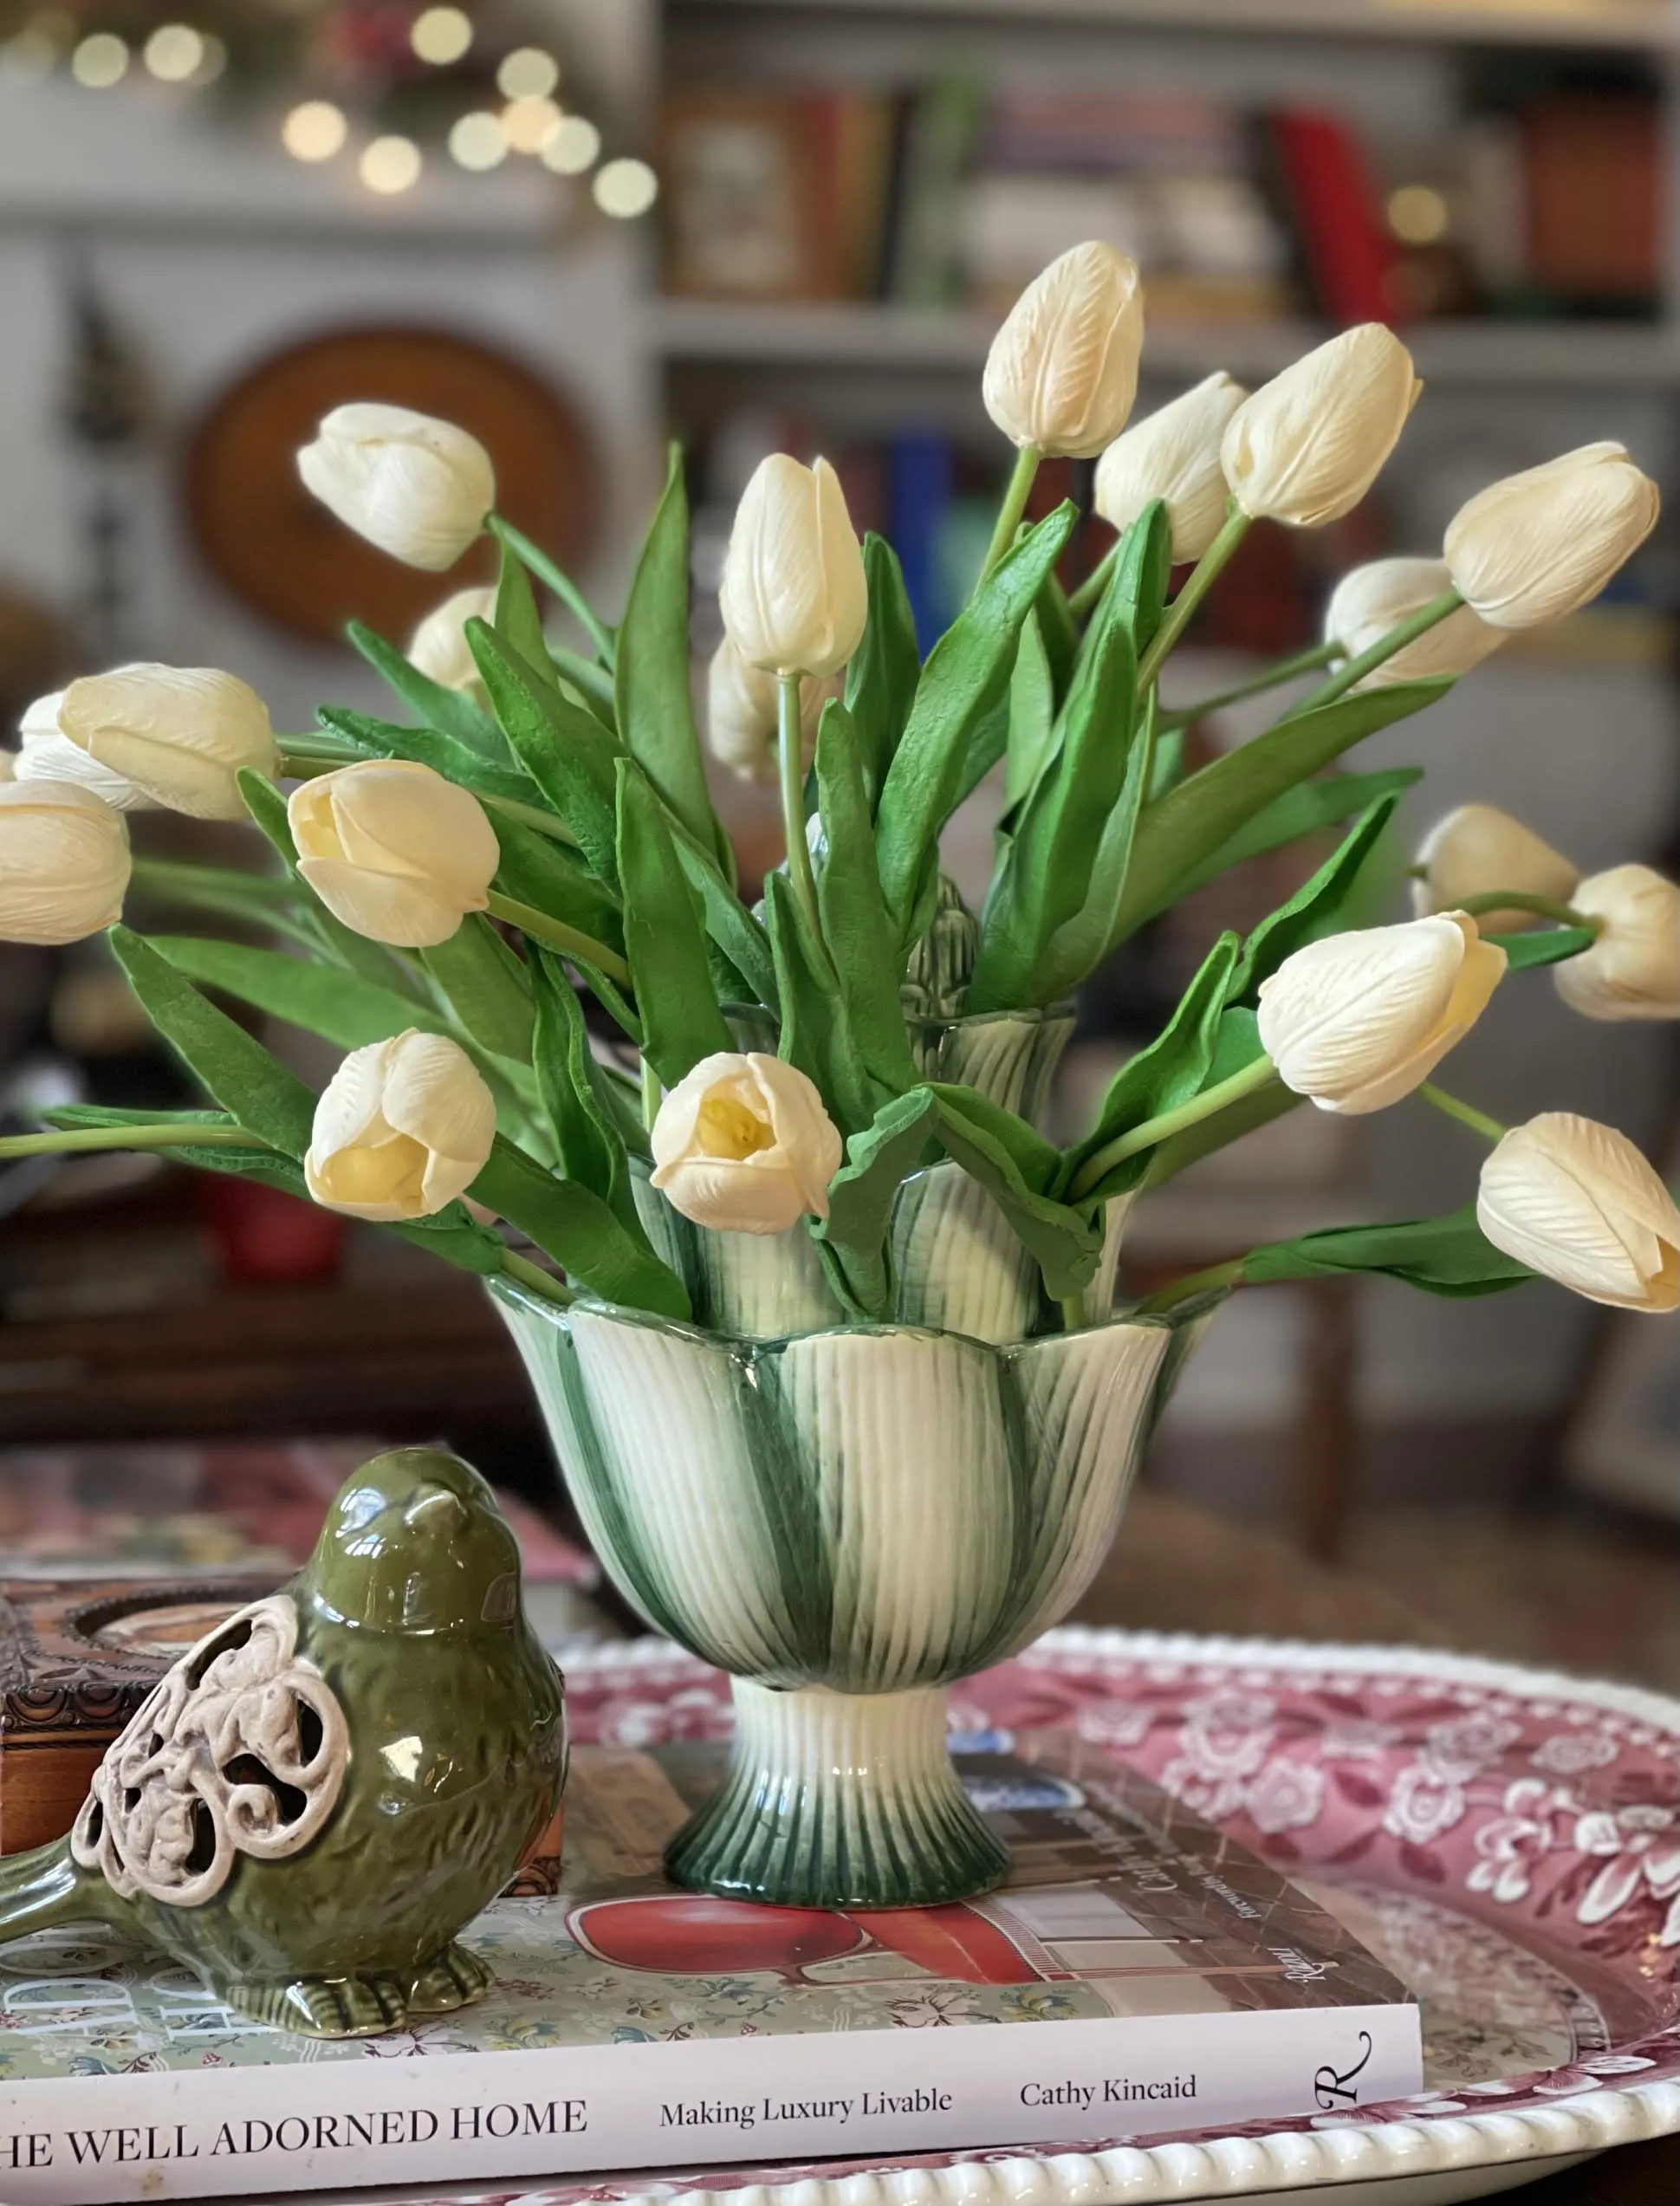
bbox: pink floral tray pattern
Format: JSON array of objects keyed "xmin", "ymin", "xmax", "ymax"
[{"xmin": 392, "ymin": 1630, "xmax": 1680, "ymax": 2206}]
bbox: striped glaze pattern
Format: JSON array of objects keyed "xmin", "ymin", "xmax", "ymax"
[
  {"xmin": 494, "ymin": 1286, "xmax": 1174, "ymax": 1904},
  {"xmin": 662, "ymin": 1681, "xmax": 1009, "ymax": 1907}
]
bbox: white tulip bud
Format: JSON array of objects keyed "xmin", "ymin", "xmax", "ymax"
[
  {"xmin": 1444, "ymin": 444, "xmax": 1660, "ymax": 631},
  {"xmin": 1256, "ymin": 912, "xmax": 1507, "ymax": 1115},
  {"xmin": 408, "ymin": 586, "xmax": 499, "ymax": 691},
  {"xmin": 1411, "ymin": 805, "xmax": 1579, "ymax": 936},
  {"xmin": 1326, "ymin": 557, "xmax": 1504, "ymax": 691},
  {"xmin": 1477, "ymin": 1113, "xmax": 1679, "ymax": 1312},
  {"xmin": 719, "ymin": 456, "xmax": 867, "ymax": 678},
  {"xmin": 305, "ymin": 1029, "xmax": 497, "ymax": 1222},
  {"xmin": 18, "ymin": 666, "xmax": 277, "ymax": 822},
  {"xmin": 0, "ymin": 780, "xmax": 130, "ymax": 945},
  {"xmin": 983, "ymin": 242, "xmax": 1145, "ymax": 460},
  {"xmin": 650, "ymin": 1051, "xmax": 843, "ymax": 1236},
  {"xmin": 1553, "ymin": 865, "xmax": 1680, "ymax": 1023},
  {"xmin": 297, "ymin": 403, "xmax": 496, "ymax": 572},
  {"xmin": 705, "ymin": 640, "xmax": 840, "ymax": 783},
  {"xmin": 17, "ymin": 690, "xmax": 148, "ymax": 810},
  {"xmin": 1221, "ymin": 324, "xmax": 1421, "ymax": 527},
  {"xmin": 288, "ymin": 759, "xmax": 501, "ymax": 949},
  {"xmin": 1093, "ymin": 372, "xmax": 1247, "ymax": 561}
]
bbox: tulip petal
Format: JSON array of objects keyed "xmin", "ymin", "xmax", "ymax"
[
  {"xmin": 329, "ymin": 760, "xmax": 499, "ymax": 893},
  {"xmin": 0, "ymin": 782, "xmax": 132, "ymax": 946},
  {"xmin": 296, "ymin": 856, "xmax": 463, "ymax": 949},
  {"xmin": 1478, "ymin": 1113, "xmax": 1680, "ymax": 1311}
]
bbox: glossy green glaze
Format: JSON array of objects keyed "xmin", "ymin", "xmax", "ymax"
[{"xmin": 0, "ymin": 1449, "xmax": 567, "ymax": 2038}]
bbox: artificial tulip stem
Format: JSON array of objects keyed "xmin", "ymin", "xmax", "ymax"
[
  {"xmin": 1293, "ymin": 588, "xmax": 1463, "ymax": 713},
  {"xmin": 483, "ymin": 894, "xmax": 632, "ymax": 988},
  {"xmin": 0, "ymin": 1122, "xmax": 263, "ymax": 1161},
  {"xmin": 1134, "ymin": 502, "xmax": 1251, "ymax": 697},
  {"xmin": 1159, "ymin": 641, "xmax": 1339, "ymax": 730},
  {"xmin": 1418, "ymin": 1082, "xmax": 1508, "ymax": 1145},
  {"xmin": 499, "ymin": 1249, "xmax": 574, "ymax": 1306},
  {"xmin": 1068, "ymin": 1054, "xmax": 1279, "ymax": 1203},
  {"xmin": 978, "ymin": 447, "xmax": 1042, "ymax": 584},
  {"xmin": 777, "ymin": 672, "xmax": 822, "ymax": 941},
  {"xmin": 1067, "ymin": 541, "xmax": 1119, "ymax": 620},
  {"xmin": 478, "ymin": 792, "xmax": 581, "ymax": 848},
  {"xmin": 1060, "ymin": 1293, "xmax": 1087, "ymax": 1333},
  {"xmin": 1456, "ymin": 890, "xmax": 1599, "ymax": 933},
  {"xmin": 1135, "ymin": 1257, "xmax": 1245, "ymax": 1316}
]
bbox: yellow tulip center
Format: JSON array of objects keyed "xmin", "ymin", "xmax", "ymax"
[
  {"xmin": 327, "ymin": 1132, "xmax": 429, "ymax": 1206},
  {"xmin": 696, "ymin": 1093, "xmax": 775, "ymax": 1162}
]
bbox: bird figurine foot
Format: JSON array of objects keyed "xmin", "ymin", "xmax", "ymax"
[{"xmin": 0, "ymin": 1449, "xmax": 567, "ymax": 2039}]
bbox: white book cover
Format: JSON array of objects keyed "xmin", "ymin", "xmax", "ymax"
[{"xmin": 0, "ymin": 1736, "xmax": 1422, "ymax": 2204}]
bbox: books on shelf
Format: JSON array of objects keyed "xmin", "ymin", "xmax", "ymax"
[
  {"xmin": 656, "ymin": 62, "xmax": 1664, "ymax": 334},
  {"xmin": 0, "ymin": 1731, "xmax": 1421, "ymax": 2203}
]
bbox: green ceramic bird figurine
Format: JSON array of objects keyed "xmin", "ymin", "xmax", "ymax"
[{"xmin": 0, "ymin": 1447, "xmax": 567, "ymax": 2038}]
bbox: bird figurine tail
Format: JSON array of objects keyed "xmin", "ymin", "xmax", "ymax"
[{"xmin": 0, "ymin": 1838, "xmax": 115, "ymax": 1943}]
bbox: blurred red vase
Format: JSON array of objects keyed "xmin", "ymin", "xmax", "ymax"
[{"xmin": 196, "ymin": 1177, "xmax": 345, "ymax": 1286}]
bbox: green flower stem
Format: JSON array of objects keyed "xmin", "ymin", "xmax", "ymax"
[
  {"xmin": 0, "ymin": 1122, "xmax": 265, "ymax": 1161},
  {"xmin": 978, "ymin": 446, "xmax": 1042, "ymax": 584},
  {"xmin": 1067, "ymin": 540, "xmax": 1119, "ymax": 620},
  {"xmin": 478, "ymin": 791, "xmax": 580, "ymax": 847},
  {"xmin": 1134, "ymin": 501, "xmax": 1251, "ymax": 697},
  {"xmin": 275, "ymin": 735, "xmax": 358, "ymax": 763},
  {"xmin": 1060, "ymin": 1292, "xmax": 1087, "ymax": 1334},
  {"xmin": 1158, "ymin": 640, "xmax": 1339, "ymax": 730},
  {"xmin": 1418, "ymin": 1082, "xmax": 1508, "ymax": 1145},
  {"xmin": 483, "ymin": 892, "xmax": 632, "ymax": 987},
  {"xmin": 500, "ymin": 1248, "xmax": 574, "ymax": 1305},
  {"xmin": 1135, "ymin": 1257, "xmax": 1244, "ymax": 1316},
  {"xmin": 1068, "ymin": 1054, "xmax": 1279, "ymax": 1203},
  {"xmin": 1291, "ymin": 587, "xmax": 1463, "ymax": 714},
  {"xmin": 1456, "ymin": 890, "xmax": 1599, "ymax": 933},
  {"xmin": 777, "ymin": 672, "xmax": 822, "ymax": 943},
  {"xmin": 641, "ymin": 1057, "xmax": 662, "ymax": 1133}
]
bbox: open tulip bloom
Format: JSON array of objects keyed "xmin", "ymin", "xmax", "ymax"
[{"xmin": 3, "ymin": 250, "xmax": 1676, "ymax": 1332}]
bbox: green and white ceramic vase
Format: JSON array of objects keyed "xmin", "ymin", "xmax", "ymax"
[{"xmin": 496, "ymin": 1006, "xmax": 1185, "ymax": 1911}]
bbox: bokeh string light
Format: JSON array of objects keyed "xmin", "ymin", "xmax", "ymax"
[{"xmin": 3, "ymin": 7, "xmax": 652, "ymax": 210}]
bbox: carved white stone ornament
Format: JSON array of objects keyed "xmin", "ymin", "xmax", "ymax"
[{"xmin": 70, "ymin": 1596, "xmax": 348, "ymax": 1908}]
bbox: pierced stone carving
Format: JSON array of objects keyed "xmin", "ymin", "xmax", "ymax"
[{"xmin": 69, "ymin": 1595, "xmax": 347, "ymax": 1909}]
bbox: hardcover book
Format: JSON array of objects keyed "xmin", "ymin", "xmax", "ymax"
[{"xmin": 0, "ymin": 1731, "xmax": 1421, "ymax": 2204}]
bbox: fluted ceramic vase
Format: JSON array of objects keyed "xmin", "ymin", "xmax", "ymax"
[{"xmin": 495, "ymin": 1008, "xmax": 1188, "ymax": 1910}]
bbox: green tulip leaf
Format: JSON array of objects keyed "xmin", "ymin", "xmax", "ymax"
[
  {"xmin": 615, "ymin": 759, "xmax": 732, "ymax": 1088},
  {"xmin": 762, "ymin": 871, "xmax": 878, "ymax": 1141},
  {"xmin": 490, "ymin": 815, "xmax": 624, "ymax": 952},
  {"xmin": 875, "ymin": 502, "xmax": 1077, "ymax": 949},
  {"xmin": 470, "ymin": 1138, "xmax": 690, "ymax": 1319},
  {"xmin": 928, "ymin": 1083, "xmax": 1103, "ymax": 1301},
  {"xmin": 814, "ymin": 698, "xmax": 918, "ymax": 1098},
  {"xmin": 1488, "ymin": 925, "xmax": 1599, "ymax": 970},
  {"xmin": 845, "ymin": 534, "xmax": 922, "ymax": 809},
  {"xmin": 489, "ymin": 514, "xmax": 616, "ymax": 669},
  {"xmin": 616, "ymin": 444, "xmax": 727, "ymax": 868},
  {"xmin": 1227, "ymin": 793, "xmax": 1403, "ymax": 1003},
  {"xmin": 1113, "ymin": 684, "xmax": 1447, "ymax": 945},
  {"xmin": 1241, "ymin": 1204, "xmax": 1533, "ymax": 1298},
  {"xmin": 147, "ymin": 938, "xmax": 447, "ymax": 1054},
  {"xmin": 314, "ymin": 704, "xmax": 539, "ymax": 812},
  {"xmin": 812, "ymin": 1087, "xmax": 940, "ymax": 1319},
  {"xmin": 529, "ymin": 946, "xmax": 644, "ymax": 1236},
  {"xmin": 346, "ymin": 619, "xmax": 510, "ymax": 763},
  {"xmin": 468, "ymin": 621, "xmax": 623, "ymax": 886},
  {"xmin": 418, "ymin": 913, "xmax": 536, "ymax": 1063},
  {"xmin": 495, "ymin": 536, "xmax": 559, "ymax": 694}
]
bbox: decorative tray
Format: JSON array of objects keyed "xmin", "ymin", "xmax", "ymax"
[{"xmin": 365, "ymin": 1629, "xmax": 1680, "ymax": 2206}]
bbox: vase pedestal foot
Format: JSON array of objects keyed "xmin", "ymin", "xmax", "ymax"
[{"xmin": 664, "ymin": 1679, "xmax": 1009, "ymax": 1910}]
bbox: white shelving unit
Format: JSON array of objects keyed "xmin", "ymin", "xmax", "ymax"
[{"xmin": 650, "ymin": 297, "xmax": 1680, "ymax": 388}]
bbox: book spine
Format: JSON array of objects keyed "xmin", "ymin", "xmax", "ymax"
[{"xmin": 0, "ymin": 2001, "xmax": 1422, "ymax": 2203}]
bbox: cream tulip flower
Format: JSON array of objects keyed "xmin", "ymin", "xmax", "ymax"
[
  {"xmin": 1221, "ymin": 324, "xmax": 1421, "ymax": 527},
  {"xmin": 297, "ymin": 404, "xmax": 496, "ymax": 571},
  {"xmin": 1256, "ymin": 912, "xmax": 1507, "ymax": 1114},
  {"xmin": 1093, "ymin": 372, "xmax": 1247, "ymax": 562},
  {"xmin": 305, "ymin": 1030, "xmax": 497, "ymax": 1222},
  {"xmin": 705, "ymin": 641, "xmax": 840, "ymax": 782},
  {"xmin": 16, "ymin": 691, "xmax": 147, "ymax": 809},
  {"xmin": 718, "ymin": 455, "xmax": 867, "ymax": 678},
  {"xmin": 408, "ymin": 586, "xmax": 498, "ymax": 691},
  {"xmin": 1326, "ymin": 558, "xmax": 1504, "ymax": 690},
  {"xmin": 1444, "ymin": 444, "xmax": 1660, "ymax": 630},
  {"xmin": 18, "ymin": 666, "xmax": 278, "ymax": 822},
  {"xmin": 288, "ymin": 759, "xmax": 501, "ymax": 948},
  {"xmin": 650, "ymin": 1051, "xmax": 843, "ymax": 1235},
  {"xmin": 1411, "ymin": 804, "xmax": 1579, "ymax": 935},
  {"xmin": 0, "ymin": 780, "xmax": 130, "ymax": 944},
  {"xmin": 1477, "ymin": 1113, "xmax": 1679, "ymax": 1312},
  {"xmin": 983, "ymin": 241, "xmax": 1146, "ymax": 460},
  {"xmin": 1553, "ymin": 865, "xmax": 1680, "ymax": 1022}
]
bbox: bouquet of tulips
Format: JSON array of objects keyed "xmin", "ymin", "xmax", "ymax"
[{"xmin": 2, "ymin": 242, "xmax": 1677, "ymax": 1327}]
